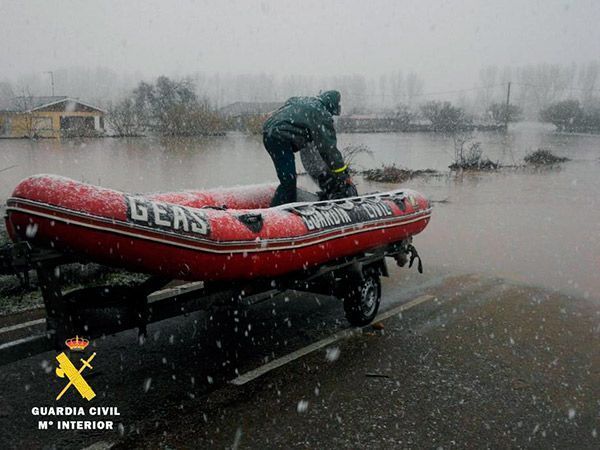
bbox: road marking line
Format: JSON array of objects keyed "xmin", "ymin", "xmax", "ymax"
[
  {"xmin": 230, "ymin": 329, "xmax": 358, "ymax": 386},
  {"xmin": 0, "ymin": 333, "xmax": 48, "ymax": 351},
  {"xmin": 229, "ymin": 294, "xmax": 436, "ymax": 386},
  {"xmin": 0, "ymin": 281, "xmax": 203, "ymax": 338},
  {"xmin": 374, "ymin": 294, "xmax": 436, "ymax": 322},
  {"xmin": 0, "ymin": 318, "xmax": 46, "ymax": 335},
  {"xmin": 81, "ymin": 441, "xmax": 115, "ymax": 450},
  {"xmin": 148, "ymin": 281, "xmax": 204, "ymax": 302}
]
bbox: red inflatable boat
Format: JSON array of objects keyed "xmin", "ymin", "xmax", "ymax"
[{"xmin": 5, "ymin": 175, "xmax": 432, "ymax": 281}]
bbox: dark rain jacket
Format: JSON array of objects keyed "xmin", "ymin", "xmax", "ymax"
[{"xmin": 263, "ymin": 90, "xmax": 345, "ymax": 171}]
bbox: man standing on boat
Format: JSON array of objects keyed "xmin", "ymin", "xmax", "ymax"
[{"xmin": 262, "ymin": 90, "xmax": 357, "ymax": 206}]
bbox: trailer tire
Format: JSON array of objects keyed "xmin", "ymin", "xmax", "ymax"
[{"xmin": 343, "ymin": 272, "xmax": 381, "ymax": 326}]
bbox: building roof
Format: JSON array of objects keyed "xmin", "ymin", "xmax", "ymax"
[
  {"xmin": 0, "ymin": 96, "xmax": 106, "ymax": 113},
  {"xmin": 219, "ymin": 101, "xmax": 283, "ymax": 117}
]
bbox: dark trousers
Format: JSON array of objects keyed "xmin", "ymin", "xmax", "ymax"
[{"xmin": 263, "ymin": 132, "xmax": 297, "ymax": 206}]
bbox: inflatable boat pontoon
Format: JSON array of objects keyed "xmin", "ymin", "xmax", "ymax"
[{"xmin": 5, "ymin": 175, "xmax": 431, "ymax": 281}]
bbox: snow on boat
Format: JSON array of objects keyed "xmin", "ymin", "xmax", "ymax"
[{"xmin": 5, "ymin": 175, "xmax": 432, "ymax": 281}]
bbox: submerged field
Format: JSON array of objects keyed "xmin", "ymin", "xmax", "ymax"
[{"xmin": 0, "ymin": 124, "xmax": 598, "ymax": 310}]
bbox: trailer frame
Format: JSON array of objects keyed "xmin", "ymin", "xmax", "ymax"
[{"xmin": 0, "ymin": 239, "xmax": 422, "ymax": 366}]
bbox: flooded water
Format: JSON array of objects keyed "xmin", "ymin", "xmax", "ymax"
[{"xmin": 1, "ymin": 124, "xmax": 598, "ymax": 300}]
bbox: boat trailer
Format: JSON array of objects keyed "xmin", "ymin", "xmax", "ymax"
[{"xmin": 0, "ymin": 239, "xmax": 422, "ymax": 366}]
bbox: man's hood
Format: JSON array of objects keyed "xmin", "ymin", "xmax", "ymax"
[{"xmin": 317, "ymin": 90, "xmax": 341, "ymax": 116}]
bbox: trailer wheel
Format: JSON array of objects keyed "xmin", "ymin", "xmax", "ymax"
[{"xmin": 343, "ymin": 272, "xmax": 381, "ymax": 326}]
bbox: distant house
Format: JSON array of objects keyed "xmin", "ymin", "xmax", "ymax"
[
  {"xmin": 337, "ymin": 113, "xmax": 413, "ymax": 133},
  {"xmin": 0, "ymin": 96, "xmax": 106, "ymax": 138}
]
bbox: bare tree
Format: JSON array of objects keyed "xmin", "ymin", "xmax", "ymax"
[
  {"xmin": 105, "ymin": 98, "xmax": 142, "ymax": 137},
  {"xmin": 13, "ymin": 92, "xmax": 37, "ymax": 138},
  {"xmin": 405, "ymin": 73, "xmax": 424, "ymax": 107},
  {"xmin": 420, "ymin": 101, "xmax": 469, "ymax": 132},
  {"xmin": 477, "ymin": 66, "xmax": 499, "ymax": 112},
  {"xmin": 578, "ymin": 62, "xmax": 599, "ymax": 107},
  {"xmin": 0, "ymin": 81, "xmax": 14, "ymax": 102}
]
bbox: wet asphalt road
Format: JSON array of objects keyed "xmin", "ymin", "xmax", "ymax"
[
  {"xmin": 0, "ymin": 262, "xmax": 442, "ymax": 449},
  {"xmin": 147, "ymin": 274, "xmax": 599, "ymax": 450},
  {"xmin": 1, "ymin": 264, "xmax": 598, "ymax": 449}
]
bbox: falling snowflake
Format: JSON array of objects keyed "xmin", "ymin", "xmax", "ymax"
[
  {"xmin": 325, "ymin": 346, "xmax": 340, "ymax": 362},
  {"xmin": 297, "ymin": 400, "xmax": 309, "ymax": 413},
  {"xmin": 25, "ymin": 223, "xmax": 38, "ymax": 238},
  {"xmin": 40, "ymin": 359, "xmax": 52, "ymax": 374}
]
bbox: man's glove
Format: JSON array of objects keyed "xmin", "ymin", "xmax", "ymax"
[
  {"xmin": 318, "ymin": 166, "xmax": 358, "ymax": 199},
  {"xmin": 332, "ymin": 169, "xmax": 358, "ymax": 199}
]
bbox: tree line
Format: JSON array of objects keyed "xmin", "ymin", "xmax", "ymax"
[
  {"xmin": 2, "ymin": 61, "xmax": 599, "ymax": 135},
  {"xmin": 106, "ymin": 76, "xmax": 227, "ymax": 136},
  {"xmin": 59, "ymin": 74, "xmax": 600, "ymax": 135},
  {"xmin": 539, "ymin": 100, "xmax": 600, "ymax": 133},
  {"xmin": 3, "ymin": 62, "xmax": 597, "ymax": 115}
]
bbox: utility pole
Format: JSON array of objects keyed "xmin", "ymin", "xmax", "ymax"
[
  {"xmin": 44, "ymin": 71, "xmax": 55, "ymax": 96},
  {"xmin": 504, "ymin": 81, "xmax": 511, "ymax": 131}
]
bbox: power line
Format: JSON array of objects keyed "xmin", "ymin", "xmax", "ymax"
[
  {"xmin": 411, "ymin": 84, "xmax": 506, "ymax": 98},
  {"xmin": 511, "ymin": 81, "xmax": 600, "ymax": 93},
  {"xmin": 343, "ymin": 81, "xmax": 600, "ymax": 101},
  {"xmin": 343, "ymin": 84, "xmax": 507, "ymax": 100}
]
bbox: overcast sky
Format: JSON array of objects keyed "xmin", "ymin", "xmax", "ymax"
[{"xmin": 1, "ymin": 0, "xmax": 599, "ymax": 90}]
